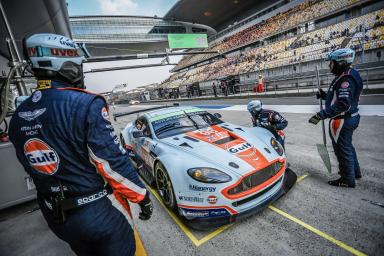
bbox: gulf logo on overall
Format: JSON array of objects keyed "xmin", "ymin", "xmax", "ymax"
[{"xmin": 24, "ymin": 139, "xmax": 60, "ymax": 175}]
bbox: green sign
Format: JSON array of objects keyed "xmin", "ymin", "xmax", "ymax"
[{"xmin": 168, "ymin": 34, "xmax": 208, "ymax": 49}]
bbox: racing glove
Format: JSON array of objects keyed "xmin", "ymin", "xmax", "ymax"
[
  {"xmin": 138, "ymin": 191, "xmax": 153, "ymax": 220},
  {"xmin": 308, "ymin": 112, "xmax": 324, "ymax": 125},
  {"xmin": 316, "ymin": 89, "xmax": 327, "ymax": 100}
]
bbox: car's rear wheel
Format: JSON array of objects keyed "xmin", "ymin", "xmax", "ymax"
[{"xmin": 155, "ymin": 162, "xmax": 177, "ymax": 210}]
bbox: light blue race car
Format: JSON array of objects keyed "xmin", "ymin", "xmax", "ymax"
[{"xmin": 119, "ymin": 106, "xmax": 296, "ymax": 229}]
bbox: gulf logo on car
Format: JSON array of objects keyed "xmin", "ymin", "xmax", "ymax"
[
  {"xmin": 207, "ymin": 195, "xmax": 218, "ymax": 204},
  {"xmin": 225, "ymin": 141, "xmax": 257, "ymax": 158},
  {"xmin": 24, "ymin": 139, "xmax": 60, "ymax": 175}
]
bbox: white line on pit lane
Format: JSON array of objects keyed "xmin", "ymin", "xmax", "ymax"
[{"xmin": 222, "ymin": 105, "xmax": 384, "ymax": 116}]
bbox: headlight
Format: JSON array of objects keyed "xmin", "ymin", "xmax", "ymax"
[
  {"xmin": 271, "ymin": 138, "xmax": 284, "ymax": 156},
  {"xmin": 187, "ymin": 168, "xmax": 232, "ymax": 183}
]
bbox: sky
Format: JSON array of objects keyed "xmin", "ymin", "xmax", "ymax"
[{"xmin": 66, "ymin": 0, "xmax": 179, "ymax": 93}]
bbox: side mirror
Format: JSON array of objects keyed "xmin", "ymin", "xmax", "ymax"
[
  {"xmin": 132, "ymin": 130, "xmax": 145, "ymax": 138},
  {"xmin": 213, "ymin": 113, "xmax": 222, "ymax": 118}
]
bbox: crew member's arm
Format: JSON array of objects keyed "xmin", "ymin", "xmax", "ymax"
[
  {"xmin": 251, "ymin": 115, "xmax": 257, "ymax": 127},
  {"xmin": 319, "ymin": 77, "xmax": 354, "ymax": 119},
  {"xmin": 270, "ymin": 111, "xmax": 288, "ymax": 130},
  {"xmin": 86, "ymin": 97, "xmax": 147, "ymax": 203}
]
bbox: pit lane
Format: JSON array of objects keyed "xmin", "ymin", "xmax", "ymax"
[
  {"xmin": 111, "ymin": 98, "xmax": 384, "ymax": 256},
  {"xmin": 1, "ymin": 96, "xmax": 383, "ymax": 255}
]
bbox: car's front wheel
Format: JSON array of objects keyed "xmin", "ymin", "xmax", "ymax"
[{"xmin": 155, "ymin": 162, "xmax": 177, "ymax": 210}]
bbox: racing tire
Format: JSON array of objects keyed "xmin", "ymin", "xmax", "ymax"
[{"xmin": 155, "ymin": 162, "xmax": 177, "ymax": 210}]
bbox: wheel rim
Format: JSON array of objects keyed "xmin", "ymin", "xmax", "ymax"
[{"xmin": 156, "ymin": 166, "xmax": 174, "ymax": 207}]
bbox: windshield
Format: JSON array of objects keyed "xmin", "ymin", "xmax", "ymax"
[{"xmin": 152, "ymin": 111, "xmax": 223, "ymax": 139}]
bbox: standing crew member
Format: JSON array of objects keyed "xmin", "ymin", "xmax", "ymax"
[
  {"xmin": 257, "ymin": 74, "xmax": 265, "ymax": 93},
  {"xmin": 9, "ymin": 34, "xmax": 152, "ymax": 255},
  {"xmin": 309, "ymin": 48, "xmax": 363, "ymax": 188},
  {"xmin": 247, "ymin": 100, "xmax": 288, "ymax": 148}
]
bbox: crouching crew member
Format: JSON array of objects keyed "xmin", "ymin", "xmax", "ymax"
[{"xmin": 247, "ymin": 100, "xmax": 288, "ymax": 148}]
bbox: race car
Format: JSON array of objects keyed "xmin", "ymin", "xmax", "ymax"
[{"xmin": 120, "ymin": 106, "xmax": 296, "ymax": 229}]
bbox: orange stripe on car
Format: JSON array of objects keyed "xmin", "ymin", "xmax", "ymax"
[{"xmin": 186, "ymin": 125, "xmax": 285, "ymax": 199}]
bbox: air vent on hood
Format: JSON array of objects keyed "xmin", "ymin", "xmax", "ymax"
[
  {"xmin": 229, "ymin": 162, "xmax": 239, "ymax": 169},
  {"xmin": 214, "ymin": 136, "xmax": 235, "ymax": 145},
  {"xmin": 173, "ymin": 137, "xmax": 179, "ymax": 140},
  {"xmin": 179, "ymin": 142, "xmax": 193, "ymax": 148},
  {"xmin": 183, "ymin": 136, "xmax": 199, "ymax": 142},
  {"xmin": 235, "ymin": 127, "xmax": 244, "ymax": 132},
  {"xmin": 264, "ymin": 148, "xmax": 271, "ymax": 154}
]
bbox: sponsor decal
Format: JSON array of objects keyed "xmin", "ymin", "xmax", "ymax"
[
  {"xmin": 197, "ymin": 127, "xmax": 228, "ymax": 141},
  {"xmin": 340, "ymin": 82, "xmax": 349, "ymax": 89},
  {"xmin": 37, "ymin": 80, "xmax": 52, "ymax": 90},
  {"xmin": 207, "ymin": 195, "xmax": 218, "ymax": 204},
  {"xmin": 18, "ymin": 108, "xmax": 46, "ymax": 121},
  {"xmin": 59, "ymin": 37, "xmax": 77, "ymax": 48},
  {"xmin": 50, "ymin": 48, "xmax": 79, "ymax": 57},
  {"xmin": 24, "ymin": 139, "xmax": 60, "ymax": 175},
  {"xmin": 178, "ymin": 196, "xmax": 204, "ymax": 203},
  {"xmin": 180, "ymin": 207, "xmax": 230, "ymax": 218},
  {"xmin": 77, "ymin": 190, "xmax": 108, "ymax": 206},
  {"xmin": 189, "ymin": 184, "xmax": 216, "ymax": 192},
  {"xmin": 20, "ymin": 124, "xmax": 43, "ymax": 136},
  {"xmin": 21, "ymin": 124, "xmax": 42, "ymax": 132},
  {"xmin": 101, "ymin": 107, "xmax": 109, "ymax": 121},
  {"xmin": 27, "ymin": 47, "xmax": 37, "ymax": 57},
  {"xmin": 226, "ymin": 142, "xmax": 256, "ymax": 158},
  {"xmin": 32, "ymin": 91, "xmax": 42, "ymax": 102}
]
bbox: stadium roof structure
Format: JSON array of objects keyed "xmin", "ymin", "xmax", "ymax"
[{"xmin": 164, "ymin": 0, "xmax": 281, "ymax": 31}]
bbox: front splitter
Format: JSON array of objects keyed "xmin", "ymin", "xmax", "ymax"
[{"xmin": 182, "ymin": 168, "xmax": 297, "ymax": 230}]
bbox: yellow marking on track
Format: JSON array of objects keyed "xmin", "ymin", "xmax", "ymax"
[
  {"xmin": 147, "ymin": 171, "xmax": 365, "ymax": 255},
  {"xmin": 146, "ymin": 185, "xmax": 232, "ymax": 247},
  {"xmin": 134, "ymin": 228, "xmax": 147, "ymax": 256},
  {"xmin": 268, "ymin": 205, "xmax": 367, "ymax": 256},
  {"xmin": 297, "ymin": 173, "xmax": 309, "ymax": 183},
  {"xmin": 195, "ymin": 224, "xmax": 234, "ymax": 246}
]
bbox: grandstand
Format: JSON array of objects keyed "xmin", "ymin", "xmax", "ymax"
[{"xmin": 150, "ymin": 0, "xmax": 384, "ymax": 100}]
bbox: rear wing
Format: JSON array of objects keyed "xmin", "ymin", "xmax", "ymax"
[{"xmin": 113, "ymin": 103, "xmax": 179, "ymax": 121}]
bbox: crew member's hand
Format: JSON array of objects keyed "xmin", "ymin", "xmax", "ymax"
[
  {"xmin": 308, "ymin": 113, "xmax": 323, "ymax": 125},
  {"xmin": 139, "ymin": 191, "xmax": 153, "ymax": 220},
  {"xmin": 316, "ymin": 89, "xmax": 326, "ymax": 100}
]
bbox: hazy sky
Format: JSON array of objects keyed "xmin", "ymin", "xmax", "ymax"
[{"xmin": 66, "ymin": 0, "xmax": 180, "ymax": 93}]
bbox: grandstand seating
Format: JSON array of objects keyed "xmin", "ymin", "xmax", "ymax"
[{"xmin": 159, "ymin": 3, "xmax": 384, "ymax": 92}]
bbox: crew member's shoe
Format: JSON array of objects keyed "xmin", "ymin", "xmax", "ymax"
[
  {"xmin": 328, "ymin": 178, "xmax": 355, "ymax": 188},
  {"xmin": 338, "ymin": 171, "xmax": 362, "ymax": 180}
]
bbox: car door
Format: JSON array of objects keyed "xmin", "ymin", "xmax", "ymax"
[{"xmin": 134, "ymin": 117, "xmax": 157, "ymax": 170}]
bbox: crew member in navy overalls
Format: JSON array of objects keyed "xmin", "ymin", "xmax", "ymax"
[
  {"xmin": 309, "ymin": 48, "xmax": 363, "ymax": 188},
  {"xmin": 247, "ymin": 100, "xmax": 288, "ymax": 148},
  {"xmin": 9, "ymin": 33, "xmax": 153, "ymax": 255}
]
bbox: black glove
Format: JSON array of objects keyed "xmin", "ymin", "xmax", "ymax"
[
  {"xmin": 138, "ymin": 191, "xmax": 153, "ymax": 220},
  {"xmin": 308, "ymin": 113, "xmax": 323, "ymax": 125},
  {"xmin": 316, "ymin": 89, "xmax": 327, "ymax": 100}
]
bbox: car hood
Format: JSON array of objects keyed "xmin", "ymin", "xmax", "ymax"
[{"xmin": 160, "ymin": 124, "xmax": 281, "ymax": 177}]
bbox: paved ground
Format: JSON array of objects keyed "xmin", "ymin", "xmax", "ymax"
[{"xmin": 1, "ymin": 97, "xmax": 383, "ymax": 256}]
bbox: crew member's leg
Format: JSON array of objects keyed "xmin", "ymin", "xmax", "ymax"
[{"xmin": 328, "ymin": 118, "xmax": 356, "ymax": 187}]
